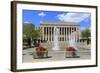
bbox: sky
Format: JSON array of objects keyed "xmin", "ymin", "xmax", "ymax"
[{"xmin": 23, "ymin": 10, "xmax": 91, "ymax": 31}]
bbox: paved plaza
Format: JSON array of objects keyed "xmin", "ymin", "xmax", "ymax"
[{"xmin": 22, "ymin": 48, "xmax": 91, "ymax": 63}]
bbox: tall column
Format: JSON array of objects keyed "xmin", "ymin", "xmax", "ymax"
[
  {"xmin": 43, "ymin": 27, "xmax": 45, "ymax": 41},
  {"xmin": 68, "ymin": 27, "xmax": 69, "ymax": 41},
  {"xmin": 50, "ymin": 27, "xmax": 52, "ymax": 42},
  {"xmin": 62, "ymin": 27, "xmax": 64, "ymax": 41},
  {"xmin": 75, "ymin": 27, "xmax": 77, "ymax": 42},
  {"xmin": 50, "ymin": 27, "xmax": 51, "ymax": 42},
  {"xmin": 44, "ymin": 27, "xmax": 45, "ymax": 41},
  {"xmin": 69, "ymin": 27, "xmax": 71, "ymax": 41},
  {"xmin": 64, "ymin": 27, "xmax": 66, "ymax": 41},
  {"xmin": 61, "ymin": 27, "xmax": 62, "ymax": 41},
  {"xmin": 78, "ymin": 27, "xmax": 80, "ymax": 40},
  {"xmin": 66, "ymin": 27, "xmax": 67, "ymax": 41},
  {"xmin": 60, "ymin": 27, "xmax": 61, "ymax": 41},
  {"xmin": 74, "ymin": 27, "xmax": 75, "ymax": 42},
  {"xmin": 76, "ymin": 27, "xmax": 78, "ymax": 42},
  {"xmin": 52, "ymin": 27, "xmax": 54, "ymax": 41},
  {"xmin": 64, "ymin": 27, "xmax": 65, "ymax": 41},
  {"xmin": 67, "ymin": 27, "xmax": 68, "ymax": 41},
  {"xmin": 68, "ymin": 27, "xmax": 70, "ymax": 41},
  {"xmin": 47, "ymin": 27, "xmax": 49, "ymax": 42},
  {"xmin": 58, "ymin": 27, "xmax": 60, "ymax": 41},
  {"xmin": 63, "ymin": 27, "xmax": 64, "ymax": 41},
  {"xmin": 45, "ymin": 27, "xmax": 47, "ymax": 40},
  {"xmin": 71, "ymin": 27, "xmax": 73, "ymax": 40},
  {"xmin": 70, "ymin": 27, "xmax": 72, "ymax": 41},
  {"xmin": 41, "ymin": 27, "xmax": 43, "ymax": 41},
  {"xmin": 48, "ymin": 27, "xmax": 50, "ymax": 42},
  {"xmin": 49, "ymin": 27, "xmax": 50, "ymax": 42},
  {"xmin": 77, "ymin": 27, "xmax": 80, "ymax": 42}
]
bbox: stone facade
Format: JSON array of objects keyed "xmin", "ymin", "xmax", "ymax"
[{"xmin": 40, "ymin": 22, "xmax": 80, "ymax": 42}]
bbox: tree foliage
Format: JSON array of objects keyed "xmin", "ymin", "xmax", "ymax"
[
  {"xmin": 23, "ymin": 23, "xmax": 41, "ymax": 39},
  {"xmin": 81, "ymin": 28, "xmax": 91, "ymax": 38}
]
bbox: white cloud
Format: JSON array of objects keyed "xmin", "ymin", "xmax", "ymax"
[
  {"xmin": 38, "ymin": 12, "xmax": 46, "ymax": 17},
  {"xmin": 24, "ymin": 21, "xmax": 31, "ymax": 23},
  {"xmin": 56, "ymin": 12, "xmax": 90, "ymax": 22}
]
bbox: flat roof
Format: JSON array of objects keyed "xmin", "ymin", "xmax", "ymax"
[{"xmin": 40, "ymin": 22, "xmax": 80, "ymax": 26}]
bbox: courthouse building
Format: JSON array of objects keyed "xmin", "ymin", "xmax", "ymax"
[{"xmin": 40, "ymin": 22, "xmax": 80, "ymax": 42}]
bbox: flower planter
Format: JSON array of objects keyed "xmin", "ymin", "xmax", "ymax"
[
  {"xmin": 65, "ymin": 47, "xmax": 80, "ymax": 58},
  {"xmin": 33, "ymin": 47, "xmax": 48, "ymax": 59}
]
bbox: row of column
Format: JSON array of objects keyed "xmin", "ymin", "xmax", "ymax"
[{"xmin": 41, "ymin": 26, "xmax": 79, "ymax": 42}]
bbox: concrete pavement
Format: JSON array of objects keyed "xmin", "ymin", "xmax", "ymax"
[{"xmin": 22, "ymin": 48, "xmax": 91, "ymax": 63}]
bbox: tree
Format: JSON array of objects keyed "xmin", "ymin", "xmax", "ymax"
[
  {"xmin": 81, "ymin": 28, "xmax": 91, "ymax": 38},
  {"xmin": 23, "ymin": 23, "xmax": 41, "ymax": 47},
  {"xmin": 23, "ymin": 23, "xmax": 35, "ymax": 38},
  {"xmin": 33, "ymin": 29, "xmax": 41, "ymax": 39}
]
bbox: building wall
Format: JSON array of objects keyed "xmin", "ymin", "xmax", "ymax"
[{"xmin": 40, "ymin": 22, "xmax": 80, "ymax": 42}]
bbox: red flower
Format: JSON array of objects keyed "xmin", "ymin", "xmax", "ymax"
[
  {"xmin": 65, "ymin": 47, "xmax": 76, "ymax": 51},
  {"xmin": 36, "ymin": 47, "xmax": 48, "ymax": 52}
]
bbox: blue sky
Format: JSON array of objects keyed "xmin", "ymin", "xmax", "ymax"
[{"xmin": 23, "ymin": 10, "xmax": 91, "ymax": 31}]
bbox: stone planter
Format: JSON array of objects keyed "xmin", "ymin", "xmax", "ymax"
[
  {"xmin": 33, "ymin": 47, "xmax": 48, "ymax": 59},
  {"xmin": 65, "ymin": 47, "xmax": 80, "ymax": 58}
]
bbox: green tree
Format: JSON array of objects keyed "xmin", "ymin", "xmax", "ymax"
[
  {"xmin": 23, "ymin": 23, "xmax": 41, "ymax": 47},
  {"xmin": 23, "ymin": 23, "xmax": 35, "ymax": 38},
  {"xmin": 33, "ymin": 28, "xmax": 41, "ymax": 39},
  {"xmin": 81, "ymin": 28, "xmax": 91, "ymax": 38}
]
